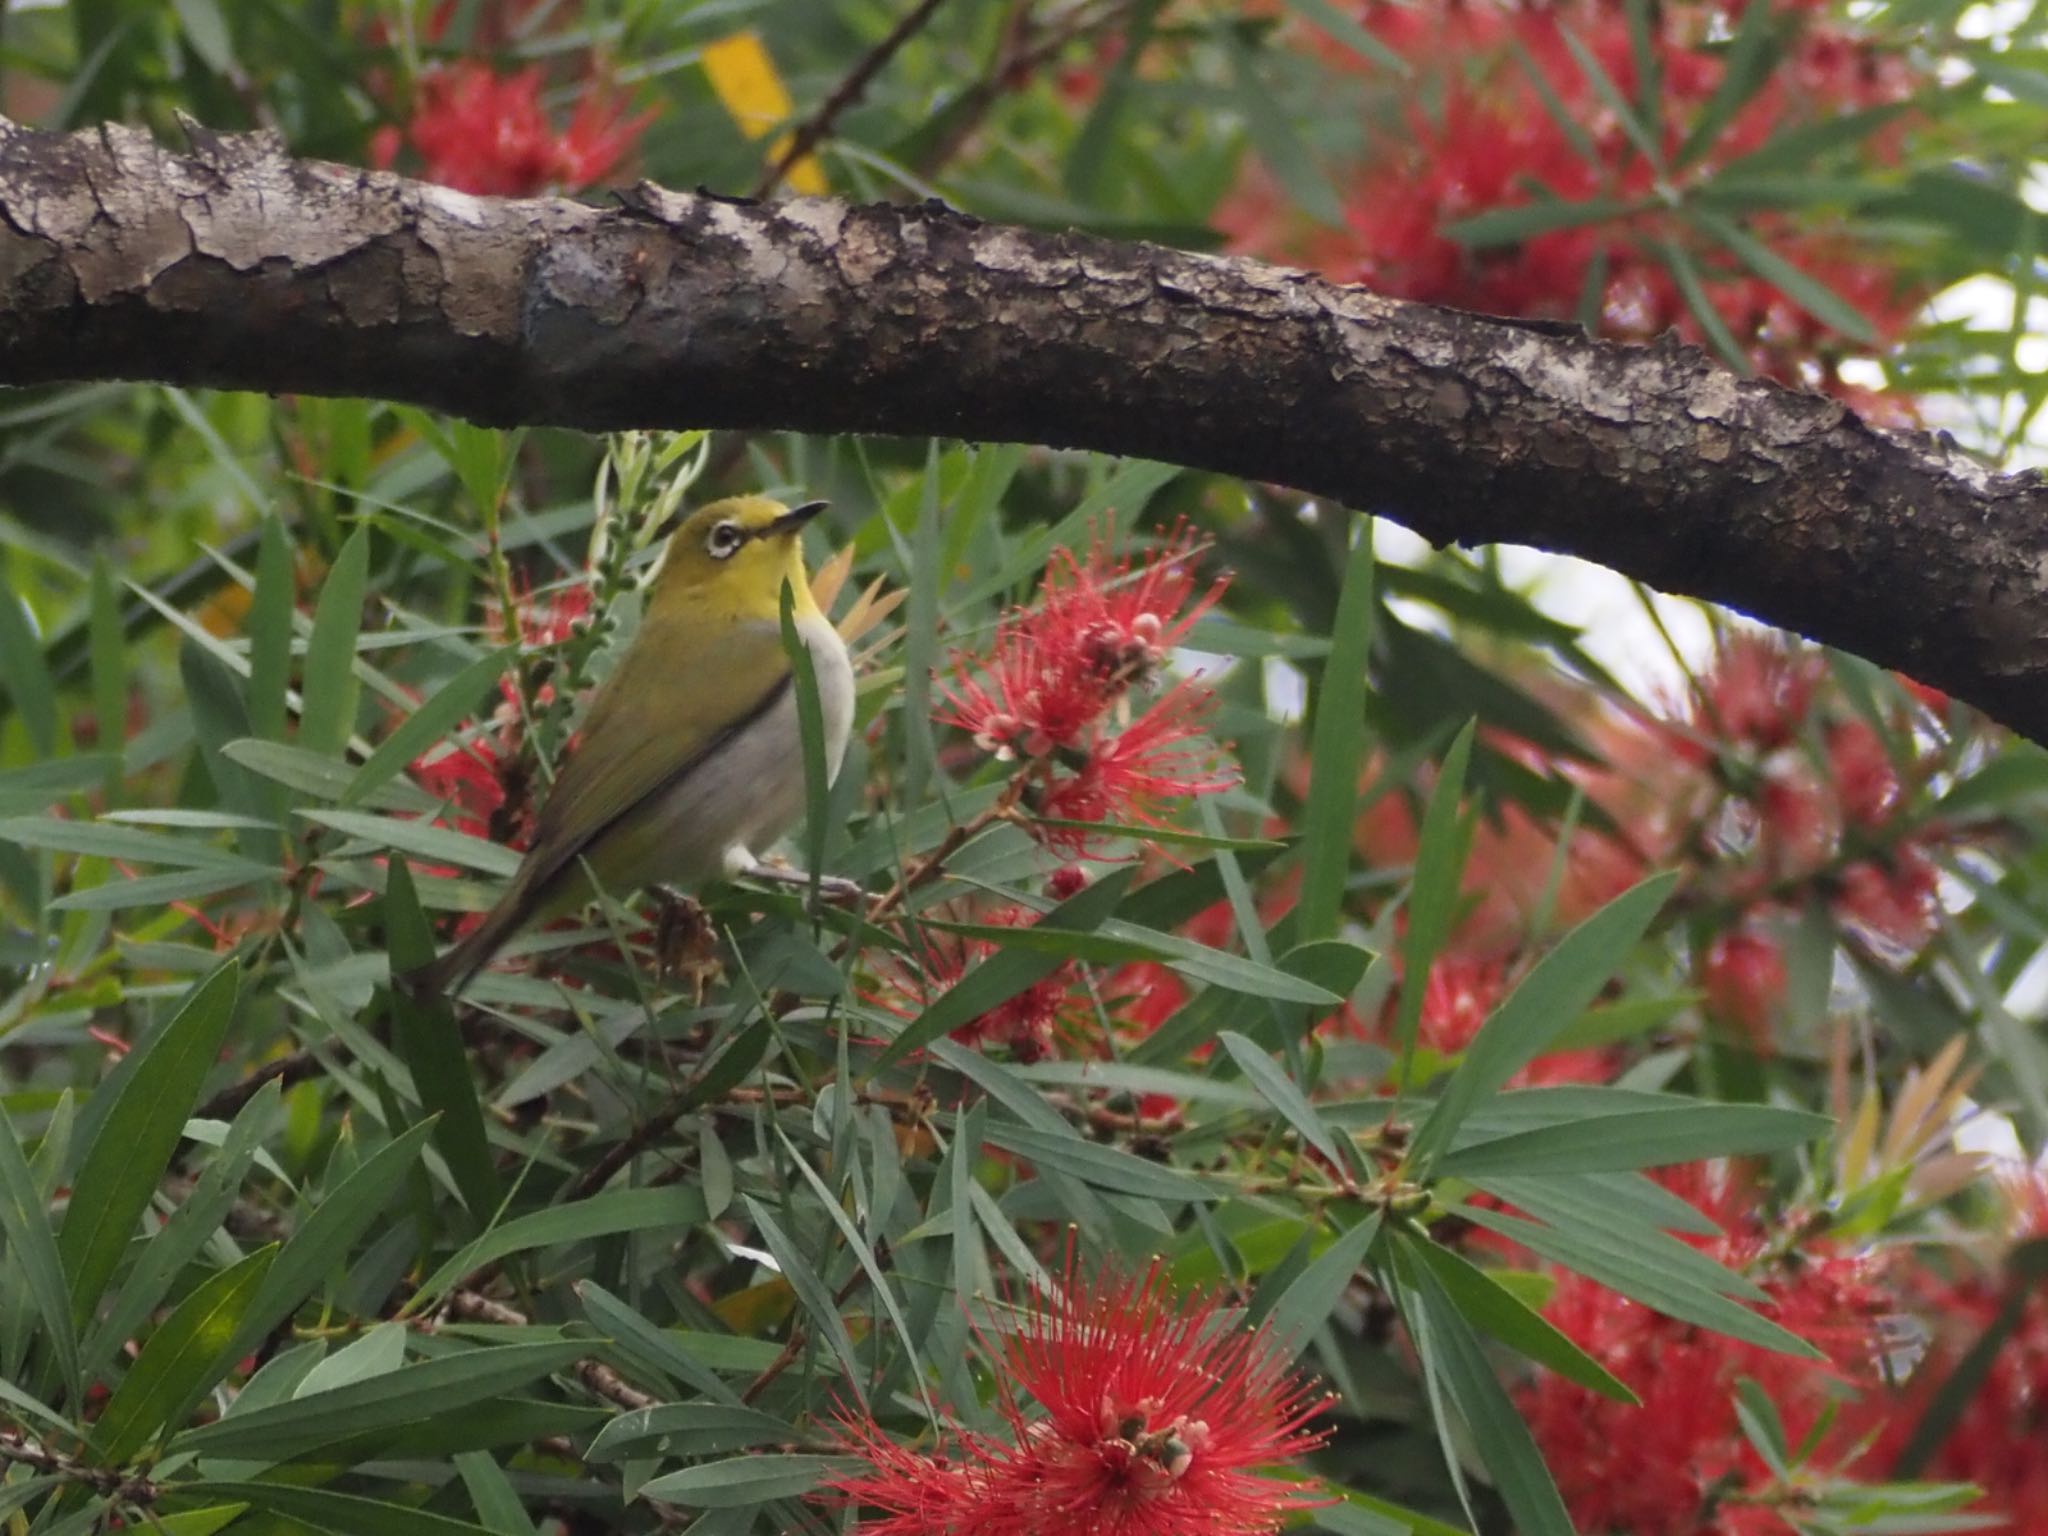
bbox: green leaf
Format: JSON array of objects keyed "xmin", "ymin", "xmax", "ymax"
[
  {"xmin": 49, "ymin": 864, "xmax": 274, "ymax": 912},
  {"xmin": 247, "ymin": 515, "xmax": 295, "ymax": 743},
  {"xmin": 1393, "ymin": 720, "xmax": 1476, "ymax": 1078},
  {"xmin": 1403, "ymin": 1231, "xmax": 1636, "ymax": 1403},
  {"xmin": 1676, "ymin": 0, "xmax": 1780, "ymax": 166},
  {"xmin": 1436, "ymin": 1102, "xmax": 1831, "ymax": 1177},
  {"xmin": 0, "ymin": 815, "xmax": 263, "ymax": 870},
  {"xmin": 873, "ymin": 867, "xmax": 1134, "ymax": 1069},
  {"xmin": 1689, "ymin": 206, "xmax": 1877, "ymax": 342},
  {"xmin": 0, "ymin": 556, "xmax": 59, "ymax": 756},
  {"xmin": 1261, "ymin": 1209, "xmax": 1382, "ymax": 1358},
  {"xmin": 937, "ymin": 913, "xmax": 1343, "ymax": 1005},
  {"xmin": 1065, "ymin": 0, "xmax": 1154, "ymax": 200},
  {"xmin": 224, "ymin": 738, "xmax": 443, "ymax": 814},
  {"xmin": 299, "ymin": 807, "xmax": 520, "ymax": 877},
  {"xmin": 1560, "ymin": 21, "xmax": 1663, "ymax": 170},
  {"xmin": 777, "ymin": 1130, "xmax": 929, "ymax": 1412},
  {"xmin": 0, "ymin": 756, "xmax": 120, "ymax": 815},
  {"xmin": 577, "ymin": 1280, "xmax": 741, "ymax": 1405},
  {"xmin": 90, "ymin": 1246, "xmax": 275, "ymax": 1464},
  {"xmin": 1224, "ymin": 31, "xmax": 1345, "ymax": 226},
  {"xmin": 455, "ymin": 1450, "xmax": 539, "ymax": 1536},
  {"xmin": 170, "ymin": 0, "xmax": 236, "ymax": 74},
  {"xmin": 1447, "ymin": 196, "xmax": 1638, "ymax": 249},
  {"xmin": 183, "ymin": 1483, "xmax": 497, "ymax": 1536},
  {"xmin": 640, "ymin": 1454, "xmax": 856, "ymax": 1509},
  {"xmin": 1453, "ymin": 1199, "xmax": 1819, "ymax": 1358},
  {"xmin": 344, "ymin": 647, "xmax": 513, "ymax": 807},
  {"xmin": 172, "ymin": 1341, "xmax": 589, "ymax": 1460},
  {"xmin": 87, "ymin": 1079, "xmax": 279, "ymax": 1384},
  {"xmin": 1316, "ymin": 1488, "xmax": 1469, "ymax": 1536},
  {"xmin": 744, "ymin": 1197, "xmax": 868, "ymax": 1408},
  {"xmin": 1410, "ymin": 872, "xmax": 1677, "ymax": 1173},
  {"xmin": 954, "ymin": 460, "xmax": 1177, "ymax": 610},
  {"xmin": 1659, "ymin": 236, "xmax": 1751, "ymax": 372},
  {"xmin": 1401, "ymin": 1244, "xmax": 1577, "ymax": 1536},
  {"xmin": 1024, "ymin": 816, "xmax": 1282, "ymax": 852},
  {"xmin": 88, "ymin": 555, "xmax": 124, "ymax": 799},
  {"xmin": 300, "ymin": 525, "xmax": 370, "ymax": 757},
  {"xmin": 1298, "ymin": 520, "xmax": 1374, "ymax": 945},
  {"xmin": 413, "ymin": 1187, "xmax": 710, "ymax": 1309},
  {"xmin": 234, "ymin": 1119, "xmax": 438, "ymax": 1357},
  {"xmin": 587, "ymin": 1402, "xmax": 798, "ymax": 1462},
  {"xmin": 1894, "ymin": 1285, "xmax": 2031, "ymax": 1476},
  {"xmin": 982, "ymin": 1122, "xmax": 1214, "ymax": 1202},
  {"xmin": 900, "ymin": 442, "xmax": 944, "ymax": 807},
  {"xmin": 1281, "ymin": 0, "xmax": 1407, "ymax": 73},
  {"xmin": 1219, "ymin": 1031, "xmax": 1342, "ymax": 1163},
  {"xmin": 0, "ymin": 1101, "xmax": 79, "ymax": 1406},
  {"xmin": 386, "ymin": 857, "xmax": 502, "ymax": 1227},
  {"xmin": 60, "ymin": 961, "xmax": 240, "ymax": 1327}
]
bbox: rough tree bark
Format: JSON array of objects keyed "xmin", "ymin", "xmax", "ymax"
[{"xmin": 3, "ymin": 116, "xmax": 2046, "ymax": 738}]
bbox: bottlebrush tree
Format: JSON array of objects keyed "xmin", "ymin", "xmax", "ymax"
[{"xmin": 1, "ymin": 4, "xmax": 2047, "ymax": 1536}]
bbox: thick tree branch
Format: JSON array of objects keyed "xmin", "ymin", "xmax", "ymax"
[{"xmin": 4, "ymin": 117, "xmax": 2048, "ymax": 736}]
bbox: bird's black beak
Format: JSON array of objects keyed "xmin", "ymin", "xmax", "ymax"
[{"xmin": 771, "ymin": 500, "xmax": 829, "ymax": 535}]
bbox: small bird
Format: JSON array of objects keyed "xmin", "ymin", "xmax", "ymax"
[{"xmin": 406, "ymin": 495, "xmax": 857, "ymax": 996}]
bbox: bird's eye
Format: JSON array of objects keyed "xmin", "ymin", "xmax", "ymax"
[{"xmin": 706, "ymin": 521, "xmax": 744, "ymax": 559}]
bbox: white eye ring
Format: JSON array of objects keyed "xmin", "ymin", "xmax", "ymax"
[{"xmin": 707, "ymin": 521, "xmax": 744, "ymax": 559}]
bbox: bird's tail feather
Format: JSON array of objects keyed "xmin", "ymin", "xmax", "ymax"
[{"xmin": 396, "ymin": 890, "xmax": 531, "ymax": 1000}]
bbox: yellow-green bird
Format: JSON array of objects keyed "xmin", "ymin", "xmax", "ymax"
[{"xmin": 407, "ymin": 495, "xmax": 857, "ymax": 996}]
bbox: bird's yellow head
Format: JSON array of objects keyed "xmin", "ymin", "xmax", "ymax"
[{"xmin": 650, "ymin": 495, "xmax": 828, "ymax": 619}]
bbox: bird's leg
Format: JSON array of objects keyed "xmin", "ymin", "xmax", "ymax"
[{"xmin": 722, "ymin": 845, "xmax": 865, "ymax": 906}]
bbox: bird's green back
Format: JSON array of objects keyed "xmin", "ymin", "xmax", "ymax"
[{"xmin": 517, "ymin": 600, "xmax": 792, "ymax": 907}]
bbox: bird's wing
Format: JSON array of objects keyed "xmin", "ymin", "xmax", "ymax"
[{"xmin": 519, "ymin": 611, "xmax": 792, "ymax": 902}]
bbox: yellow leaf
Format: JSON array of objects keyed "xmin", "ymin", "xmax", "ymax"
[{"xmin": 702, "ymin": 30, "xmax": 829, "ymax": 195}]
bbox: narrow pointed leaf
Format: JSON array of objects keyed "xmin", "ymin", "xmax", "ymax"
[
  {"xmin": 60, "ymin": 961, "xmax": 240, "ymax": 1326},
  {"xmin": 90, "ymin": 1246, "xmax": 275, "ymax": 1464},
  {"xmin": 1411, "ymin": 872, "xmax": 1676, "ymax": 1172}
]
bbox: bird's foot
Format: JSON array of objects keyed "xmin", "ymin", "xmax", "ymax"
[{"xmin": 731, "ymin": 854, "xmax": 865, "ymax": 909}]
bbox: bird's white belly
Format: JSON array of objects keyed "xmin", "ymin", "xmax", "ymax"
[{"xmin": 605, "ymin": 611, "xmax": 854, "ymax": 893}]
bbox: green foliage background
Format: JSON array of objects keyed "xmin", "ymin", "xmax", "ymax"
[{"xmin": 3, "ymin": 4, "xmax": 2048, "ymax": 1536}]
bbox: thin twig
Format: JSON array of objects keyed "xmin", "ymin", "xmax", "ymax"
[
  {"xmin": 193, "ymin": 1045, "xmax": 324, "ymax": 1121},
  {"xmin": 739, "ymin": 1257, "xmax": 877, "ymax": 1406},
  {"xmin": 752, "ymin": 0, "xmax": 953, "ymax": 199},
  {"xmin": 445, "ymin": 1289, "xmax": 657, "ymax": 1413}
]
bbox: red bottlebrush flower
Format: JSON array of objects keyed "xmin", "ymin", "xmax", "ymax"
[
  {"xmin": 1224, "ymin": 3, "xmax": 1926, "ymax": 403},
  {"xmin": 1834, "ymin": 845, "xmax": 1939, "ymax": 952},
  {"xmin": 1407, "ymin": 951, "xmax": 1612, "ymax": 1085},
  {"xmin": 1699, "ymin": 636, "xmax": 1822, "ymax": 753},
  {"xmin": 1417, "ymin": 951, "xmax": 1502, "ymax": 1054},
  {"xmin": 393, "ymin": 62, "xmax": 650, "ymax": 196},
  {"xmin": 1868, "ymin": 1172, "xmax": 2048, "ymax": 1530},
  {"xmin": 822, "ymin": 1249, "xmax": 1332, "ymax": 1536},
  {"xmin": 1700, "ymin": 930, "xmax": 1787, "ymax": 1049},
  {"xmin": 406, "ymin": 572, "xmax": 595, "ymax": 911},
  {"xmin": 1519, "ymin": 1165, "xmax": 1900, "ymax": 1536},
  {"xmin": 940, "ymin": 521, "xmax": 1225, "ymax": 760},
  {"xmin": 412, "ymin": 735, "xmax": 511, "ymax": 842},
  {"xmin": 867, "ymin": 907, "xmax": 1091, "ymax": 1061},
  {"xmin": 985, "ymin": 1256, "xmax": 1334, "ymax": 1535},
  {"xmin": 824, "ymin": 1408, "xmax": 992, "ymax": 1536},
  {"xmin": 1827, "ymin": 719, "xmax": 1902, "ymax": 829},
  {"xmin": 1047, "ymin": 864, "xmax": 1091, "ymax": 900},
  {"xmin": 1034, "ymin": 682, "xmax": 1239, "ymax": 851},
  {"xmin": 1756, "ymin": 765, "xmax": 1837, "ymax": 877}
]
